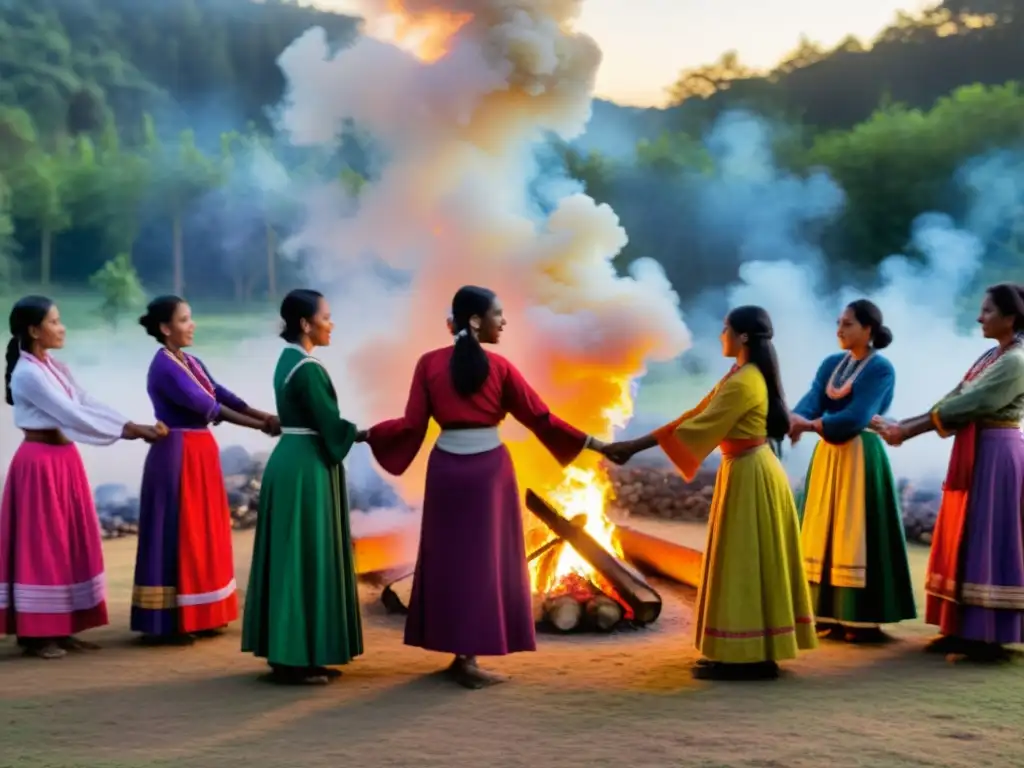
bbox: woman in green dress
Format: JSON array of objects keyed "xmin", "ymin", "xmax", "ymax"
[{"xmin": 241, "ymin": 289, "xmax": 365, "ymax": 685}]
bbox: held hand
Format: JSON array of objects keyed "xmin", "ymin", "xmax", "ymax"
[
  {"xmin": 134, "ymin": 424, "xmax": 167, "ymax": 443},
  {"xmin": 877, "ymin": 422, "xmax": 905, "ymax": 447},
  {"xmin": 154, "ymin": 421, "xmax": 169, "ymax": 439},
  {"xmin": 262, "ymin": 415, "xmax": 282, "ymax": 437},
  {"xmin": 601, "ymin": 441, "xmax": 635, "ymax": 466},
  {"xmin": 869, "ymin": 415, "xmax": 893, "ymax": 432},
  {"xmin": 355, "ymin": 429, "xmax": 369, "ymax": 443},
  {"xmin": 788, "ymin": 414, "xmax": 811, "ymax": 442}
]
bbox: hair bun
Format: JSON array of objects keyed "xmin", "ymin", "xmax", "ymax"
[
  {"xmin": 138, "ymin": 314, "xmax": 148, "ymax": 327},
  {"xmin": 873, "ymin": 324, "xmax": 894, "ymax": 349}
]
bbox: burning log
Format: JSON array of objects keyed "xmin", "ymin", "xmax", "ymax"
[
  {"xmin": 545, "ymin": 594, "xmax": 583, "ymax": 632},
  {"xmin": 585, "ymin": 595, "xmax": 624, "ymax": 631},
  {"xmin": 381, "ymin": 571, "xmax": 414, "ymax": 615},
  {"xmin": 525, "ymin": 489, "xmax": 662, "ymax": 625},
  {"xmin": 613, "ymin": 525, "xmax": 703, "ymax": 589}
]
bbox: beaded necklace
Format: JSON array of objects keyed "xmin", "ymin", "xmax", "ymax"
[{"xmin": 824, "ymin": 351, "xmax": 874, "ymax": 400}]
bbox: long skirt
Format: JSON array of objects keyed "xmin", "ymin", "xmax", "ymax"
[
  {"xmin": 0, "ymin": 442, "xmax": 108, "ymax": 637},
  {"xmin": 131, "ymin": 429, "xmax": 238, "ymax": 635},
  {"xmin": 798, "ymin": 432, "xmax": 917, "ymax": 625},
  {"xmin": 925, "ymin": 428, "xmax": 1024, "ymax": 644},
  {"xmin": 404, "ymin": 444, "xmax": 535, "ymax": 656},
  {"xmin": 695, "ymin": 445, "xmax": 818, "ymax": 663},
  {"xmin": 241, "ymin": 433, "xmax": 363, "ymax": 667}
]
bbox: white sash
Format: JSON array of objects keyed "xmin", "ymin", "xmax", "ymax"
[{"xmin": 434, "ymin": 427, "xmax": 501, "ymax": 455}]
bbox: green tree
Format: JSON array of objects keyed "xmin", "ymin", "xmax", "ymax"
[
  {"xmin": 8, "ymin": 145, "xmax": 71, "ymax": 286},
  {"xmin": 559, "ymin": 147, "xmax": 615, "ymax": 203},
  {"xmin": 94, "ymin": 122, "xmax": 151, "ymax": 258},
  {"xmin": 219, "ymin": 130, "xmax": 300, "ymax": 302},
  {"xmin": 89, "ymin": 252, "xmax": 145, "ymax": 328},
  {"xmin": 667, "ymin": 51, "xmax": 756, "ymax": 104},
  {"xmin": 147, "ymin": 123, "xmax": 221, "ymax": 295},
  {"xmin": 0, "ymin": 174, "xmax": 19, "ymax": 287},
  {"xmin": 636, "ymin": 133, "xmax": 713, "ymax": 175}
]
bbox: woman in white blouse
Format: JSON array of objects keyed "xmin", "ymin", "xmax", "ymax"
[{"xmin": 1, "ymin": 295, "xmax": 165, "ymax": 659}]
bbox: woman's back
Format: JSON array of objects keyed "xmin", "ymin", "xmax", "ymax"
[{"xmin": 721, "ymin": 364, "xmax": 768, "ymax": 441}]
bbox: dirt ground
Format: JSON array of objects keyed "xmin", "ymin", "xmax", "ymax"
[{"xmin": 1, "ymin": 520, "xmax": 1022, "ymax": 768}]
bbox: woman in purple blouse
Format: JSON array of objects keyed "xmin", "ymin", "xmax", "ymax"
[{"xmin": 131, "ymin": 295, "xmax": 279, "ymax": 644}]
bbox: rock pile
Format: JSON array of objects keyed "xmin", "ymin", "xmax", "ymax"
[
  {"xmin": 606, "ymin": 465, "xmax": 718, "ymax": 523},
  {"xmin": 605, "ymin": 464, "xmax": 942, "ymax": 545},
  {"xmin": 90, "ymin": 443, "xmax": 940, "ymax": 546},
  {"xmin": 93, "ymin": 443, "xmax": 407, "ymax": 538}
]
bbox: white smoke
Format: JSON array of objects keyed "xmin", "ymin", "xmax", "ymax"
[
  {"xmin": 271, "ymin": 0, "xmax": 691, "ymax": 502},
  {"xmin": 676, "ymin": 111, "xmax": 1003, "ymax": 484}
]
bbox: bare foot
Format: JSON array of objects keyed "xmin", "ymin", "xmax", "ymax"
[
  {"xmin": 472, "ymin": 666, "xmax": 510, "ymax": 684},
  {"xmin": 312, "ymin": 666, "xmax": 343, "ymax": 680},
  {"xmin": 461, "ymin": 658, "xmax": 509, "ymax": 686},
  {"xmin": 24, "ymin": 641, "xmax": 66, "ymax": 660},
  {"xmin": 58, "ymin": 636, "xmax": 101, "ymax": 652},
  {"xmin": 446, "ymin": 658, "xmax": 487, "ymax": 689},
  {"xmin": 264, "ymin": 666, "xmax": 330, "ymax": 686}
]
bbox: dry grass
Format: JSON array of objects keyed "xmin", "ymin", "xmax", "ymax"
[{"xmin": 1, "ymin": 521, "xmax": 1021, "ymax": 768}]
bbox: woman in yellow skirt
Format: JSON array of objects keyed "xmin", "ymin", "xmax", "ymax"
[{"xmin": 606, "ymin": 305, "xmax": 817, "ymax": 680}]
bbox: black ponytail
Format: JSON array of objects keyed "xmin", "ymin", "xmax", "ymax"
[
  {"xmin": 4, "ymin": 336, "xmax": 19, "ymax": 406},
  {"xmin": 726, "ymin": 305, "xmax": 790, "ymax": 450},
  {"xmin": 6, "ymin": 295, "xmax": 55, "ymax": 406},
  {"xmin": 449, "ymin": 285, "xmax": 496, "ymax": 397}
]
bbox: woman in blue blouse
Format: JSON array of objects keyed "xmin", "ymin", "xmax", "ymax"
[{"xmin": 789, "ymin": 299, "xmax": 916, "ymax": 642}]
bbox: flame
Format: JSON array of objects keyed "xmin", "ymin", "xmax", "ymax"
[
  {"xmin": 384, "ymin": 1, "xmax": 471, "ymax": 62},
  {"xmin": 528, "ymin": 378, "xmax": 634, "ymax": 597}
]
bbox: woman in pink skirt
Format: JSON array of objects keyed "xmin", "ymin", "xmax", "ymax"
[{"xmin": 2, "ymin": 295, "xmax": 165, "ymax": 659}]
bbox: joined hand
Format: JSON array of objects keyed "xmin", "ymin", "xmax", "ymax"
[
  {"xmin": 870, "ymin": 416, "xmax": 904, "ymax": 446},
  {"xmin": 600, "ymin": 441, "xmax": 635, "ymax": 466},
  {"xmin": 262, "ymin": 415, "xmax": 282, "ymax": 437}
]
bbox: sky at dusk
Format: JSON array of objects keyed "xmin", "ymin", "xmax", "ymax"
[{"xmin": 309, "ymin": 0, "xmax": 929, "ymax": 106}]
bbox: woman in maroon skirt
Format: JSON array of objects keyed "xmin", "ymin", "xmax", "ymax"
[
  {"xmin": 875, "ymin": 283, "xmax": 1024, "ymax": 662},
  {"xmin": 367, "ymin": 285, "xmax": 609, "ymax": 688}
]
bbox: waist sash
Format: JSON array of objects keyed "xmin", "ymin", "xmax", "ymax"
[
  {"xmin": 720, "ymin": 437, "xmax": 766, "ymax": 459},
  {"xmin": 435, "ymin": 427, "xmax": 501, "ymax": 455}
]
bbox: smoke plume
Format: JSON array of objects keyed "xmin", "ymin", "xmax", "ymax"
[
  {"xmin": 272, "ymin": 0, "xmax": 691, "ymax": 503},
  {"xmin": 665, "ymin": 111, "xmax": 1010, "ymax": 485}
]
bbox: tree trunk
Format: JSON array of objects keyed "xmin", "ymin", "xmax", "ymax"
[
  {"xmin": 172, "ymin": 209, "xmax": 184, "ymax": 296},
  {"xmin": 40, "ymin": 226, "xmax": 52, "ymax": 287},
  {"xmin": 265, "ymin": 222, "xmax": 277, "ymax": 301}
]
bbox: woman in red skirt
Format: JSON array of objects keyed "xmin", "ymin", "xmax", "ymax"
[
  {"xmin": 131, "ymin": 295, "xmax": 279, "ymax": 645},
  {"xmin": 2, "ymin": 295, "xmax": 165, "ymax": 659}
]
